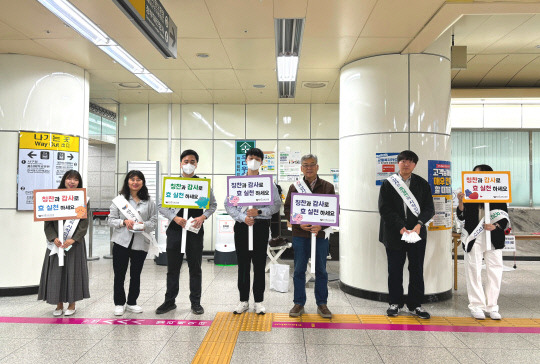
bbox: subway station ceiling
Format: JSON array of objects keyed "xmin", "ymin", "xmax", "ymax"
[{"xmin": 0, "ymin": 0, "xmax": 539, "ymax": 105}]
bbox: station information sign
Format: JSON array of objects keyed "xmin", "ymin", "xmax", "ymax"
[
  {"xmin": 113, "ymin": 0, "xmax": 178, "ymax": 58},
  {"xmin": 17, "ymin": 131, "xmax": 80, "ymax": 211}
]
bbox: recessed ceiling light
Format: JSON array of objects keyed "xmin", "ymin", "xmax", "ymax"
[
  {"xmin": 196, "ymin": 53, "xmax": 209, "ymax": 58},
  {"xmin": 253, "ymin": 84, "xmax": 266, "ymax": 88}
]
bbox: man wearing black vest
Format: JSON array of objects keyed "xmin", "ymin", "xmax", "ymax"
[
  {"xmin": 378, "ymin": 150, "xmax": 435, "ymax": 319},
  {"xmin": 156, "ymin": 149, "xmax": 217, "ymax": 315}
]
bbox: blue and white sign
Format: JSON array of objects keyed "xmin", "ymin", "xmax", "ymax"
[{"xmin": 376, "ymin": 153, "xmax": 399, "ymax": 186}]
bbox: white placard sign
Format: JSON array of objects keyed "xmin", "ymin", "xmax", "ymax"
[
  {"xmin": 226, "ymin": 175, "xmax": 274, "ymax": 206},
  {"xmin": 34, "ymin": 188, "xmax": 87, "ymax": 221},
  {"xmin": 162, "ymin": 177, "xmax": 211, "ymax": 209},
  {"xmin": 462, "ymin": 171, "xmax": 512, "ymax": 203},
  {"xmin": 290, "ymin": 193, "xmax": 339, "ymax": 227}
]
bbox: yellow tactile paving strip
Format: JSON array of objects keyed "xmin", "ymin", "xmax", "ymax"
[
  {"xmin": 272, "ymin": 313, "xmax": 540, "ymax": 328},
  {"xmin": 191, "ymin": 312, "xmax": 273, "ymax": 364},
  {"xmin": 192, "ymin": 312, "xmax": 540, "ymax": 363}
]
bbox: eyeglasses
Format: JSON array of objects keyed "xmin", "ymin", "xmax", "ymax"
[{"xmin": 302, "ymin": 164, "xmax": 317, "ymax": 169}]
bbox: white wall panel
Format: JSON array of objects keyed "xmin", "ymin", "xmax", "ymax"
[{"xmin": 119, "ymin": 104, "xmax": 148, "ymax": 138}]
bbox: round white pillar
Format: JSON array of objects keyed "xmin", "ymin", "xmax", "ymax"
[
  {"xmin": 0, "ymin": 54, "xmax": 89, "ymax": 295},
  {"xmin": 338, "ymin": 50, "xmax": 452, "ymax": 302}
]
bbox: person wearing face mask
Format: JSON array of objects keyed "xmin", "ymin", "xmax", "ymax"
[
  {"xmin": 224, "ymin": 148, "xmax": 282, "ymax": 315},
  {"xmin": 38, "ymin": 170, "xmax": 90, "ymax": 317},
  {"xmin": 108, "ymin": 170, "xmax": 157, "ymax": 316},
  {"xmin": 156, "ymin": 149, "xmax": 217, "ymax": 315}
]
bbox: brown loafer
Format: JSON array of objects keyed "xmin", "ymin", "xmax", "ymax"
[
  {"xmin": 317, "ymin": 304, "xmax": 332, "ymax": 319},
  {"xmin": 289, "ymin": 304, "xmax": 304, "ymax": 317}
]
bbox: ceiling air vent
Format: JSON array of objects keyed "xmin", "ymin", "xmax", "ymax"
[{"xmin": 302, "ymin": 81, "xmax": 328, "ymax": 89}]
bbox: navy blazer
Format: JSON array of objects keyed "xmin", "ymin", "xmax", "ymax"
[{"xmin": 378, "ymin": 173, "xmax": 435, "ymax": 250}]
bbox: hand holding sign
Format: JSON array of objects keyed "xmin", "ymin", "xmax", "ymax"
[
  {"xmin": 246, "ymin": 208, "xmax": 259, "ymax": 217},
  {"xmin": 173, "ymin": 216, "xmax": 187, "ymax": 228}
]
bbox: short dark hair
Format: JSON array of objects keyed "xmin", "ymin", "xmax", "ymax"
[
  {"xmin": 245, "ymin": 147, "xmax": 264, "ymax": 160},
  {"xmin": 120, "ymin": 170, "xmax": 150, "ymax": 201},
  {"xmin": 473, "ymin": 164, "xmax": 493, "ymax": 172},
  {"xmin": 58, "ymin": 170, "xmax": 83, "ymax": 189},
  {"xmin": 181, "ymin": 149, "xmax": 199, "ymax": 162},
  {"xmin": 397, "ymin": 150, "xmax": 419, "ymax": 164}
]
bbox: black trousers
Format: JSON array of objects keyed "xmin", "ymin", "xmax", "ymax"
[
  {"xmin": 112, "ymin": 239, "xmax": 147, "ymax": 306},
  {"xmin": 386, "ymin": 240, "xmax": 426, "ymax": 310},
  {"xmin": 164, "ymin": 230, "xmax": 204, "ymax": 306},
  {"xmin": 234, "ymin": 220, "xmax": 270, "ymax": 302}
]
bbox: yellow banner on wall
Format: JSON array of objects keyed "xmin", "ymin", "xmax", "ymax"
[{"xmin": 19, "ymin": 132, "xmax": 79, "ymax": 152}]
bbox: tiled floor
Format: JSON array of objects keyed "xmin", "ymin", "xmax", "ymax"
[{"xmin": 1, "ymin": 226, "xmax": 540, "ymax": 363}]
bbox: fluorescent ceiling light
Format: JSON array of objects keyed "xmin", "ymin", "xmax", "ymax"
[
  {"xmin": 134, "ymin": 73, "xmax": 172, "ymax": 93},
  {"xmin": 37, "ymin": 0, "xmax": 114, "ymax": 46},
  {"xmin": 275, "ymin": 18, "xmax": 304, "ymax": 97},
  {"xmin": 277, "ymin": 56, "xmax": 298, "ymax": 82},
  {"xmin": 36, "ymin": 0, "xmax": 173, "ymax": 93},
  {"xmin": 100, "ymin": 46, "xmax": 146, "ymax": 74}
]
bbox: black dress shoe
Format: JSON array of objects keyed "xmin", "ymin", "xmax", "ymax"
[
  {"xmin": 191, "ymin": 304, "xmax": 204, "ymax": 315},
  {"xmin": 155, "ymin": 301, "xmax": 177, "ymax": 315}
]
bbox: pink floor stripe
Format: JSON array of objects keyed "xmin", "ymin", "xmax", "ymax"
[
  {"xmin": 2, "ymin": 316, "xmax": 539, "ymax": 334},
  {"xmin": 272, "ymin": 321, "xmax": 540, "ymax": 334},
  {"xmin": 0, "ymin": 316, "xmax": 212, "ymax": 326}
]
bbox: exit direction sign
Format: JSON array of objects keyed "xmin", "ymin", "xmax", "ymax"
[{"xmin": 114, "ymin": 0, "xmax": 178, "ymax": 59}]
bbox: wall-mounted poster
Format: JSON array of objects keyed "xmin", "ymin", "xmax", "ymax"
[
  {"xmin": 18, "ymin": 131, "xmax": 80, "ymax": 211},
  {"xmin": 261, "ymin": 151, "xmax": 276, "ymax": 173},
  {"xmin": 375, "ymin": 153, "xmax": 399, "ymax": 186},
  {"xmin": 428, "ymin": 160, "xmax": 452, "ymax": 231},
  {"xmin": 279, "ymin": 151, "xmax": 301, "ymax": 182}
]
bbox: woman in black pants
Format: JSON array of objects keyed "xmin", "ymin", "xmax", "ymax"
[{"xmin": 108, "ymin": 170, "xmax": 156, "ymax": 316}]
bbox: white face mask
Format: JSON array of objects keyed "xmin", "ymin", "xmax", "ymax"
[
  {"xmin": 182, "ymin": 163, "xmax": 196, "ymax": 175},
  {"xmin": 247, "ymin": 159, "xmax": 261, "ymax": 171}
]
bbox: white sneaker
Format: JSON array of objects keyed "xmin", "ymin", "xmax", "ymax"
[
  {"xmin": 53, "ymin": 309, "xmax": 63, "ymax": 317},
  {"xmin": 489, "ymin": 311, "xmax": 502, "ymax": 320},
  {"xmin": 126, "ymin": 305, "xmax": 143, "ymax": 313},
  {"xmin": 114, "ymin": 305, "xmax": 125, "ymax": 316},
  {"xmin": 470, "ymin": 309, "xmax": 485, "ymax": 320},
  {"xmin": 233, "ymin": 301, "xmax": 249, "ymax": 314},
  {"xmin": 254, "ymin": 302, "xmax": 266, "ymax": 315}
]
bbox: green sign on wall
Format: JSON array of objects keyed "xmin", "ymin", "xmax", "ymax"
[{"xmin": 235, "ymin": 140, "xmax": 256, "ymax": 176}]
